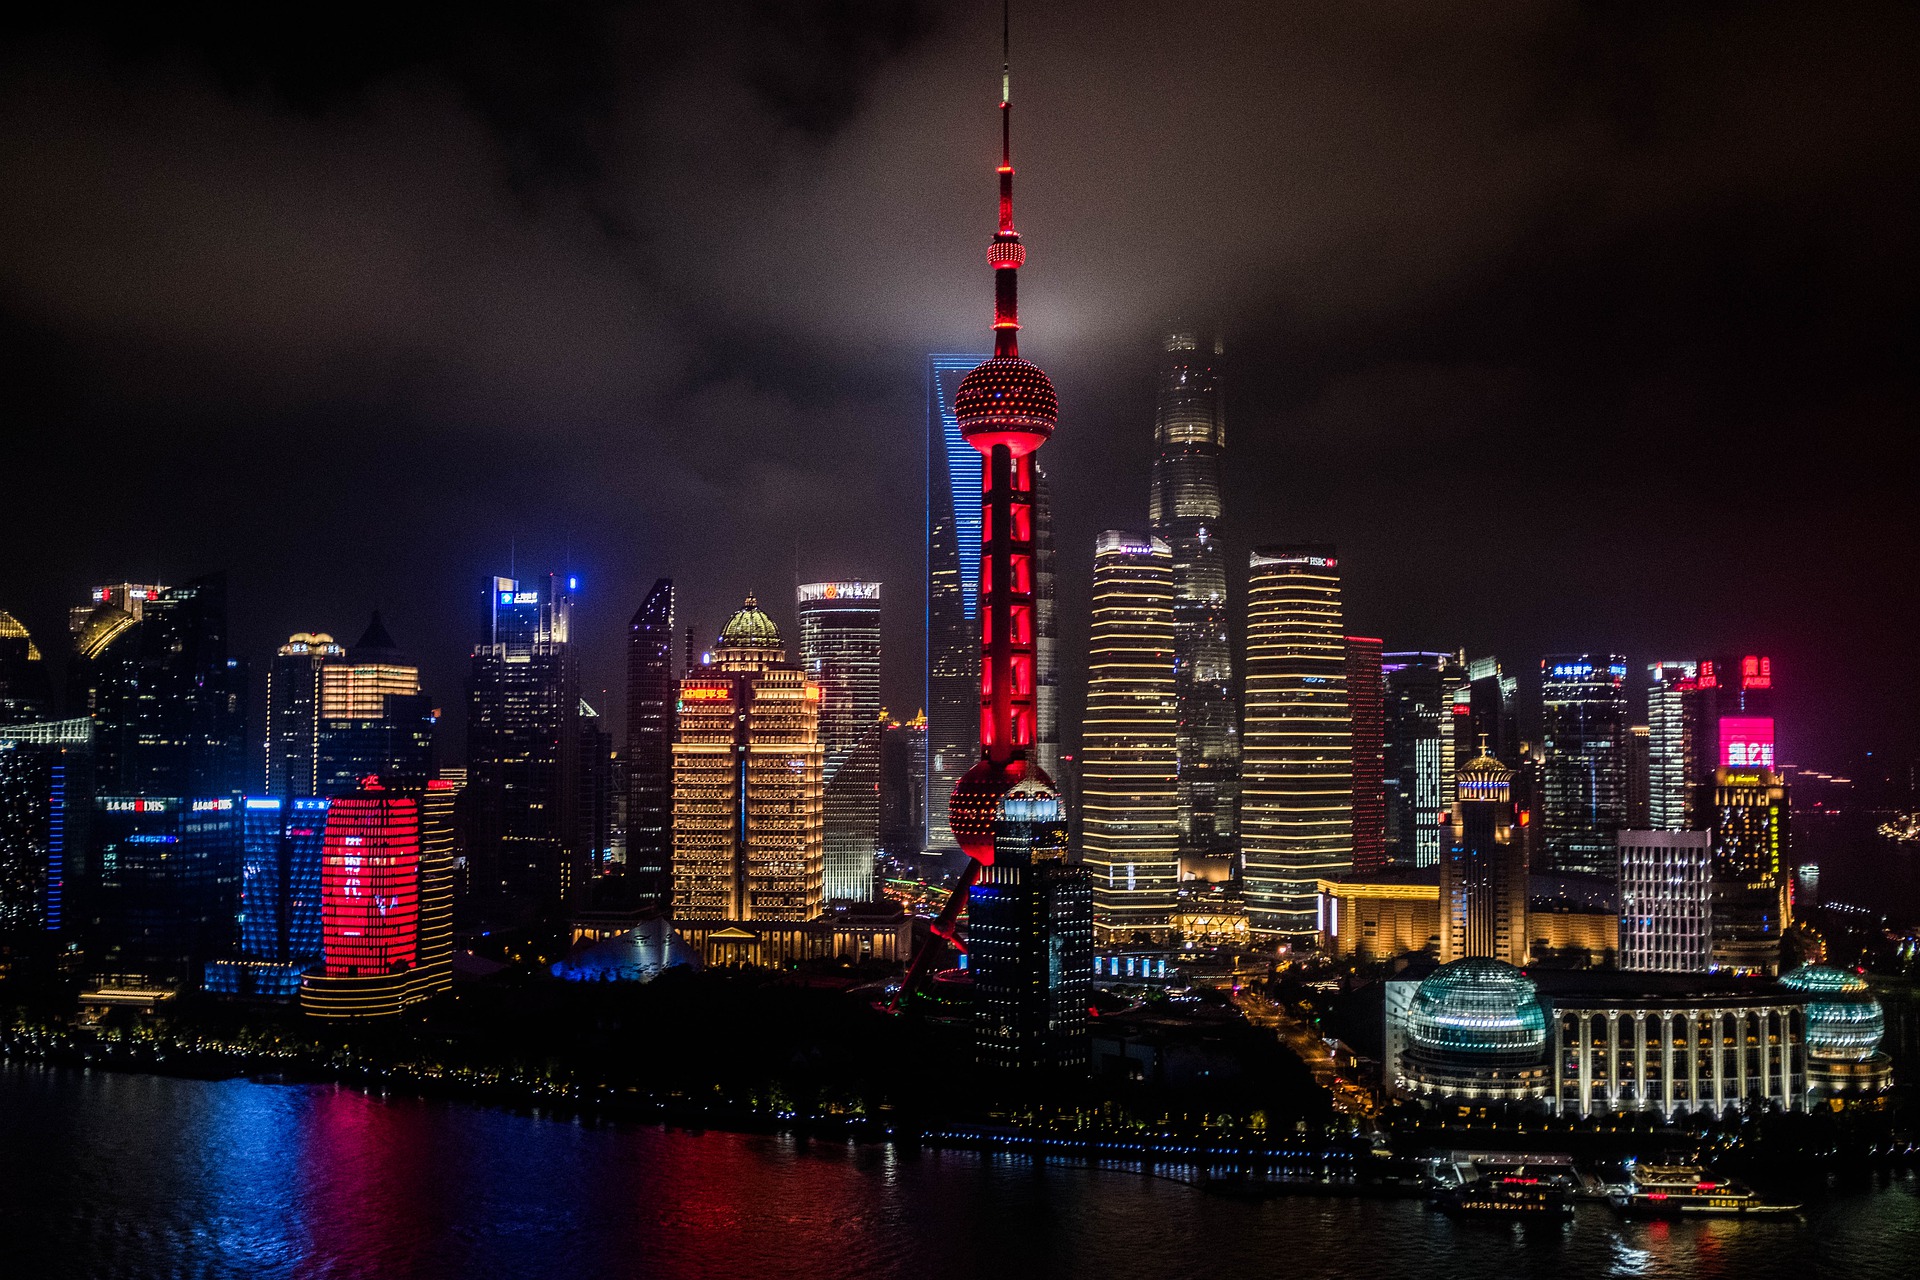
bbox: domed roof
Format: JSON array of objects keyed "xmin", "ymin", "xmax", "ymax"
[
  {"xmin": 718, "ymin": 594, "xmax": 780, "ymax": 649},
  {"xmin": 73, "ymin": 604, "xmax": 135, "ymax": 661},
  {"xmin": 1408, "ymin": 959, "xmax": 1547, "ymax": 1064},
  {"xmin": 1781, "ymin": 963, "xmax": 1885, "ymax": 1061},
  {"xmin": 0, "ymin": 610, "xmax": 40, "ymax": 660},
  {"xmin": 953, "ymin": 356, "xmax": 1058, "ymax": 441},
  {"xmin": 1457, "ymin": 753, "xmax": 1513, "ymax": 784}
]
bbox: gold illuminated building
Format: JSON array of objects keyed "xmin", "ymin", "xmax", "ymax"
[
  {"xmin": 1242, "ymin": 545, "xmax": 1352, "ymax": 937},
  {"xmin": 672, "ymin": 596, "xmax": 825, "ymax": 924},
  {"xmin": 1080, "ymin": 531, "xmax": 1179, "ymax": 941}
]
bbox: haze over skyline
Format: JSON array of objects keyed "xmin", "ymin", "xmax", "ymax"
[{"xmin": 3, "ymin": 1, "xmax": 1915, "ymax": 766}]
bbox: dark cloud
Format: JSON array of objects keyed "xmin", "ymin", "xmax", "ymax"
[{"xmin": 0, "ymin": 0, "xmax": 1915, "ymax": 766}]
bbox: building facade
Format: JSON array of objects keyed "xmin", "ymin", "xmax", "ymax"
[
  {"xmin": 1440, "ymin": 751, "xmax": 1529, "ymax": 965},
  {"xmin": 1711, "ymin": 766, "xmax": 1791, "ymax": 974},
  {"xmin": 878, "ymin": 712, "xmax": 927, "ymax": 856},
  {"xmin": 467, "ymin": 574, "xmax": 584, "ymax": 908},
  {"xmin": 1539, "ymin": 654, "xmax": 1630, "ymax": 877},
  {"xmin": 315, "ymin": 613, "xmax": 434, "ymax": 795},
  {"xmin": 1382, "ymin": 651, "xmax": 1457, "ymax": 869},
  {"xmin": 264, "ymin": 633, "xmax": 343, "ymax": 796},
  {"xmin": 1080, "ymin": 532, "xmax": 1179, "ymax": 940},
  {"xmin": 0, "ymin": 610, "xmax": 53, "ymax": 725},
  {"xmin": 0, "ymin": 719, "xmax": 89, "ymax": 941},
  {"xmin": 1147, "ymin": 328, "xmax": 1237, "ymax": 856},
  {"xmin": 624, "ymin": 578, "xmax": 676, "ymax": 909},
  {"xmin": 926, "ymin": 352, "xmax": 992, "ymax": 853},
  {"xmin": 1618, "ymin": 829, "xmax": 1713, "ymax": 973},
  {"xmin": 203, "ymin": 795, "xmax": 328, "ymax": 997},
  {"xmin": 1241, "ymin": 546, "xmax": 1352, "ymax": 938},
  {"xmin": 797, "ymin": 582, "xmax": 882, "ymax": 903},
  {"xmin": 1646, "ymin": 661, "xmax": 1705, "ymax": 831},
  {"xmin": 1345, "ymin": 637, "xmax": 1387, "ymax": 877},
  {"xmin": 671, "ymin": 598, "xmax": 825, "ymax": 924}
]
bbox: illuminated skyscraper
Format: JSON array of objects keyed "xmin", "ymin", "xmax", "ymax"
[
  {"xmin": 1345, "ymin": 636, "xmax": 1386, "ymax": 877},
  {"xmin": 1440, "ymin": 750, "xmax": 1528, "ymax": 964},
  {"xmin": 0, "ymin": 610, "xmax": 52, "ymax": 724},
  {"xmin": 1539, "ymin": 654, "xmax": 1630, "ymax": 877},
  {"xmin": 1702, "ymin": 654, "xmax": 1776, "ymax": 772},
  {"xmin": 1382, "ymin": 651, "xmax": 1458, "ymax": 869},
  {"xmin": 92, "ymin": 794, "xmax": 242, "ymax": 982},
  {"xmin": 1710, "ymin": 766, "xmax": 1790, "ymax": 974},
  {"xmin": 895, "ymin": 27, "xmax": 1078, "ymax": 1016},
  {"xmin": 1646, "ymin": 660, "xmax": 1705, "ymax": 831},
  {"xmin": 467, "ymin": 574, "xmax": 584, "ymax": 907},
  {"xmin": 1617, "ymin": 829, "xmax": 1712, "ymax": 972},
  {"xmin": 1453, "ymin": 655, "xmax": 1518, "ymax": 766},
  {"xmin": 264, "ymin": 633, "xmax": 344, "ymax": 796},
  {"xmin": 299, "ymin": 778, "xmax": 453, "ymax": 1017},
  {"xmin": 203, "ymin": 794, "xmax": 328, "ymax": 997},
  {"xmin": 315, "ymin": 613, "xmax": 434, "ymax": 795},
  {"xmin": 879, "ymin": 712, "xmax": 927, "ymax": 856},
  {"xmin": 624, "ymin": 579, "xmax": 675, "ymax": 908},
  {"xmin": 926, "ymin": 351, "xmax": 990, "ymax": 853},
  {"xmin": 68, "ymin": 574, "xmax": 249, "ymax": 798},
  {"xmin": 798, "ymin": 582, "xmax": 882, "ymax": 902},
  {"xmin": 1080, "ymin": 532, "xmax": 1178, "ymax": 940},
  {"xmin": 0, "ymin": 718, "xmax": 89, "ymax": 940},
  {"xmin": 1241, "ymin": 546, "xmax": 1352, "ymax": 938},
  {"xmin": 671, "ymin": 597, "xmax": 824, "ymax": 922},
  {"xmin": 1149, "ymin": 328, "xmax": 1237, "ymax": 855}
]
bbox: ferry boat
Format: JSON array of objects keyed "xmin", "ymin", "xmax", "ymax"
[
  {"xmin": 1429, "ymin": 1155, "xmax": 1576, "ymax": 1219},
  {"xmin": 1609, "ymin": 1163, "xmax": 1799, "ymax": 1218}
]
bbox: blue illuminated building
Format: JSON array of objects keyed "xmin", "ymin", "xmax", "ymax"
[
  {"xmin": 204, "ymin": 796, "xmax": 327, "ymax": 997},
  {"xmin": 927, "ymin": 352, "xmax": 988, "ymax": 853},
  {"xmin": 93, "ymin": 796, "xmax": 242, "ymax": 982},
  {"xmin": 0, "ymin": 719, "xmax": 91, "ymax": 939}
]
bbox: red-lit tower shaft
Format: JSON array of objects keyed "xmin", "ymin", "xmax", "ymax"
[{"xmin": 894, "ymin": 51, "xmax": 1055, "ymax": 1009}]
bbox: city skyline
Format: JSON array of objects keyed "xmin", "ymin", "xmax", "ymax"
[{"xmin": 0, "ymin": 4, "xmax": 1914, "ymax": 774}]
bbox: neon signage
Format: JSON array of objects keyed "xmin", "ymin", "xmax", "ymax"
[{"xmin": 1720, "ymin": 716, "xmax": 1775, "ymax": 768}]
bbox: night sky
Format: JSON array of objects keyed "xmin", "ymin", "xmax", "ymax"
[{"xmin": 2, "ymin": 2, "xmax": 1915, "ymax": 770}]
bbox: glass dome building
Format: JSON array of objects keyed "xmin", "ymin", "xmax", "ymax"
[
  {"xmin": 1397, "ymin": 959, "xmax": 1552, "ymax": 1104},
  {"xmin": 1779, "ymin": 963, "xmax": 1894, "ymax": 1102}
]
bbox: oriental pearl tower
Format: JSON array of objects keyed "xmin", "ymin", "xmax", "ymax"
[{"xmin": 894, "ymin": 9, "xmax": 1057, "ymax": 1009}]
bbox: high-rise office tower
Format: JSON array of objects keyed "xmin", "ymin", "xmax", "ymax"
[
  {"xmin": 69, "ymin": 575, "xmax": 249, "ymax": 798},
  {"xmin": 1080, "ymin": 532, "xmax": 1178, "ymax": 941},
  {"xmin": 298, "ymin": 777, "xmax": 455, "ymax": 1018},
  {"xmin": 797, "ymin": 582, "xmax": 883, "ymax": 903},
  {"xmin": 926, "ymin": 350, "xmax": 991, "ymax": 853},
  {"xmin": 1382, "ymin": 651, "xmax": 1458, "ymax": 869},
  {"xmin": 1702, "ymin": 654, "xmax": 1776, "ymax": 771},
  {"xmin": 467, "ymin": 574, "xmax": 583, "ymax": 908},
  {"xmin": 671, "ymin": 598, "xmax": 825, "ymax": 922},
  {"xmin": 316, "ymin": 613, "xmax": 434, "ymax": 795},
  {"xmin": 1539, "ymin": 654, "xmax": 1630, "ymax": 877},
  {"xmin": 1148, "ymin": 328, "xmax": 1237, "ymax": 855},
  {"xmin": 1626, "ymin": 724, "xmax": 1652, "ymax": 828},
  {"xmin": 1453, "ymin": 655, "xmax": 1519, "ymax": 766},
  {"xmin": 1710, "ymin": 765, "xmax": 1791, "ymax": 974},
  {"xmin": 1345, "ymin": 636, "xmax": 1387, "ymax": 877},
  {"xmin": 92, "ymin": 794, "xmax": 242, "ymax": 982},
  {"xmin": 1617, "ymin": 830, "xmax": 1712, "ymax": 973},
  {"xmin": 576, "ymin": 700, "xmax": 614, "ymax": 881},
  {"xmin": 970, "ymin": 778, "xmax": 1091, "ymax": 1077},
  {"xmin": 879, "ymin": 712, "xmax": 928, "ymax": 856},
  {"xmin": 1440, "ymin": 749, "xmax": 1528, "ymax": 964},
  {"xmin": 1241, "ymin": 546, "xmax": 1352, "ymax": 938},
  {"xmin": 1646, "ymin": 661, "xmax": 1705, "ymax": 830},
  {"xmin": 894, "ymin": 35, "xmax": 1071, "ymax": 1009},
  {"xmin": 0, "ymin": 610, "xmax": 52, "ymax": 724},
  {"xmin": 203, "ymin": 794, "xmax": 329, "ymax": 997},
  {"xmin": 0, "ymin": 718, "xmax": 90, "ymax": 939},
  {"xmin": 264, "ymin": 633, "xmax": 344, "ymax": 796},
  {"xmin": 624, "ymin": 578, "xmax": 675, "ymax": 908}
]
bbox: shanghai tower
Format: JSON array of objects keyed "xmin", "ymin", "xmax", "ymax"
[{"xmin": 1148, "ymin": 328, "xmax": 1237, "ymax": 855}]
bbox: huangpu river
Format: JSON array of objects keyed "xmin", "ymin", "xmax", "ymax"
[{"xmin": 2, "ymin": 1063, "xmax": 1915, "ymax": 1280}]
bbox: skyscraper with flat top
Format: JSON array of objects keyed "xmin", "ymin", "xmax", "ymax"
[
  {"xmin": 1617, "ymin": 829, "xmax": 1712, "ymax": 972},
  {"xmin": 625, "ymin": 579, "xmax": 675, "ymax": 908},
  {"xmin": 672, "ymin": 597, "xmax": 824, "ymax": 922},
  {"xmin": 798, "ymin": 581, "xmax": 882, "ymax": 902},
  {"xmin": 1081, "ymin": 532, "xmax": 1178, "ymax": 940},
  {"xmin": 926, "ymin": 352, "xmax": 990, "ymax": 853},
  {"xmin": 1149, "ymin": 328, "xmax": 1237, "ymax": 855},
  {"xmin": 1539, "ymin": 654, "xmax": 1630, "ymax": 877},
  {"xmin": 265, "ymin": 633, "xmax": 343, "ymax": 796},
  {"xmin": 1241, "ymin": 546, "xmax": 1351, "ymax": 938},
  {"xmin": 1646, "ymin": 660, "xmax": 1704, "ymax": 831},
  {"xmin": 1345, "ymin": 637, "xmax": 1387, "ymax": 877}
]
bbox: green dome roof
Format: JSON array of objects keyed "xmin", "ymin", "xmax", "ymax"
[
  {"xmin": 1781, "ymin": 964, "xmax": 1884, "ymax": 1061},
  {"xmin": 1408, "ymin": 959, "xmax": 1546, "ymax": 1066},
  {"xmin": 718, "ymin": 594, "xmax": 780, "ymax": 649}
]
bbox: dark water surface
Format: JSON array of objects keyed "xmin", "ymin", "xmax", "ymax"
[{"xmin": 2, "ymin": 1063, "xmax": 1916, "ymax": 1280}]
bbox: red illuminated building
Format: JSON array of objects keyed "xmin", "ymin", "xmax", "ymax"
[
  {"xmin": 319, "ymin": 780, "xmax": 420, "ymax": 978},
  {"xmin": 894, "ymin": 25, "xmax": 1058, "ymax": 1007}
]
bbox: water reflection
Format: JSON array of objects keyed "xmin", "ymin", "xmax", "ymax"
[{"xmin": 1, "ymin": 1065, "xmax": 1915, "ymax": 1280}]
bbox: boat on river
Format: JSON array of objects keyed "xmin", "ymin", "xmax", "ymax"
[{"xmin": 1609, "ymin": 1162, "xmax": 1799, "ymax": 1218}]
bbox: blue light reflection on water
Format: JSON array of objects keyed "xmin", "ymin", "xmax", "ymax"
[{"xmin": 2, "ymin": 1064, "xmax": 1917, "ymax": 1280}]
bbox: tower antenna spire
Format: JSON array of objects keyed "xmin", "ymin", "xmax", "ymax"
[{"xmin": 1002, "ymin": 0, "xmax": 1010, "ymax": 106}]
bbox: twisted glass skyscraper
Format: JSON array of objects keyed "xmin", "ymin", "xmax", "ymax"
[{"xmin": 1148, "ymin": 329, "xmax": 1237, "ymax": 855}]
